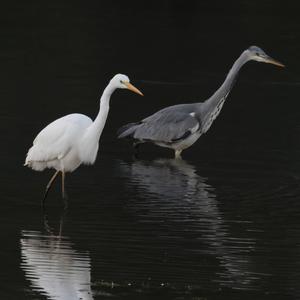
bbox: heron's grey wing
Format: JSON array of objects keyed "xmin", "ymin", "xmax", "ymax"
[{"xmin": 133, "ymin": 109, "xmax": 201, "ymax": 143}]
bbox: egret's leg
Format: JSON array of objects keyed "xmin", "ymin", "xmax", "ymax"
[
  {"xmin": 61, "ymin": 170, "xmax": 65, "ymax": 198},
  {"xmin": 43, "ymin": 213, "xmax": 53, "ymax": 234},
  {"xmin": 42, "ymin": 170, "xmax": 60, "ymax": 208},
  {"xmin": 175, "ymin": 149, "xmax": 182, "ymax": 159},
  {"xmin": 61, "ymin": 170, "xmax": 68, "ymax": 209}
]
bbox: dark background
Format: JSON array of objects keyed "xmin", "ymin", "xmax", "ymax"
[{"xmin": 1, "ymin": 1, "xmax": 300, "ymax": 299}]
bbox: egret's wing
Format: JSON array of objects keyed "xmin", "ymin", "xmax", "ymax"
[
  {"xmin": 26, "ymin": 114, "xmax": 92, "ymax": 163},
  {"xmin": 133, "ymin": 109, "xmax": 200, "ymax": 143}
]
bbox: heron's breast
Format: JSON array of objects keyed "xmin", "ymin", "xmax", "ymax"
[
  {"xmin": 202, "ymin": 97, "xmax": 227, "ymax": 133},
  {"xmin": 174, "ymin": 131, "xmax": 202, "ymax": 150}
]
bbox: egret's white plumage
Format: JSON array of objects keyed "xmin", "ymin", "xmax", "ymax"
[
  {"xmin": 25, "ymin": 74, "xmax": 143, "ymax": 203},
  {"xmin": 26, "ymin": 113, "xmax": 92, "ymax": 172}
]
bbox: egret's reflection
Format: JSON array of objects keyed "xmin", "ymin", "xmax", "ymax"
[
  {"xmin": 118, "ymin": 158, "xmax": 256, "ymax": 289},
  {"xmin": 20, "ymin": 213, "xmax": 94, "ymax": 300}
]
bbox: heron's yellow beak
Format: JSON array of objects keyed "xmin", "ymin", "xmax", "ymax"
[
  {"xmin": 265, "ymin": 56, "xmax": 285, "ymax": 67},
  {"xmin": 124, "ymin": 82, "xmax": 144, "ymax": 96}
]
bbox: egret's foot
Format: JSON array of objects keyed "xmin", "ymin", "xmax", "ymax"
[{"xmin": 43, "ymin": 213, "xmax": 54, "ymax": 234}]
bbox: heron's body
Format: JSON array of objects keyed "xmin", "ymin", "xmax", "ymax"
[
  {"xmin": 135, "ymin": 104, "xmax": 201, "ymax": 152},
  {"xmin": 118, "ymin": 46, "xmax": 284, "ymax": 158},
  {"xmin": 25, "ymin": 74, "xmax": 143, "ymax": 205}
]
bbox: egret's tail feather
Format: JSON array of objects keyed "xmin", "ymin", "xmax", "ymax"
[
  {"xmin": 25, "ymin": 160, "xmax": 48, "ymax": 171},
  {"xmin": 24, "ymin": 145, "xmax": 49, "ymax": 171}
]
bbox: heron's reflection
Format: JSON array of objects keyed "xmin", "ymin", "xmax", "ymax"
[
  {"xmin": 20, "ymin": 213, "xmax": 94, "ymax": 300},
  {"xmin": 120, "ymin": 158, "xmax": 213, "ymax": 199},
  {"xmin": 118, "ymin": 158, "xmax": 256, "ymax": 289},
  {"xmin": 119, "ymin": 158, "xmax": 220, "ymax": 230}
]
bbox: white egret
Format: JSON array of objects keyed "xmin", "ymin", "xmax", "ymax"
[{"xmin": 25, "ymin": 74, "xmax": 143, "ymax": 206}]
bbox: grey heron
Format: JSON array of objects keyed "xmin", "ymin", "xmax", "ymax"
[{"xmin": 118, "ymin": 46, "xmax": 284, "ymax": 158}]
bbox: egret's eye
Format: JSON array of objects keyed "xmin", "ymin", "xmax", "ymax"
[
  {"xmin": 120, "ymin": 80, "xmax": 123, "ymax": 84},
  {"xmin": 256, "ymin": 52, "xmax": 260, "ymax": 57}
]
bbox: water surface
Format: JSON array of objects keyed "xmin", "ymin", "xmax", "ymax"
[{"xmin": 1, "ymin": 1, "xmax": 300, "ymax": 299}]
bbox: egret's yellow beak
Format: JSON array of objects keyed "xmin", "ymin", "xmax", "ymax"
[
  {"xmin": 264, "ymin": 56, "xmax": 285, "ymax": 67},
  {"xmin": 124, "ymin": 82, "xmax": 144, "ymax": 96}
]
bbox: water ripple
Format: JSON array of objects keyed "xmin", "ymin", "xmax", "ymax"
[{"xmin": 21, "ymin": 228, "xmax": 94, "ymax": 300}]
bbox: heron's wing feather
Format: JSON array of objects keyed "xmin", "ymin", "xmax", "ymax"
[{"xmin": 133, "ymin": 110, "xmax": 200, "ymax": 143}]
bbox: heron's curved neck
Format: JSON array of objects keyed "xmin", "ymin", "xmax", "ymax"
[
  {"xmin": 202, "ymin": 51, "xmax": 250, "ymax": 109},
  {"xmin": 220, "ymin": 50, "xmax": 250, "ymax": 95},
  {"xmin": 87, "ymin": 83, "xmax": 115, "ymax": 140}
]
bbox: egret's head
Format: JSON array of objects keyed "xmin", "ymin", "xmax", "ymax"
[
  {"xmin": 110, "ymin": 74, "xmax": 143, "ymax": 96},
  {"xmin": 246, "ymin": 46, "xmax": 284, "ymax": 67}
]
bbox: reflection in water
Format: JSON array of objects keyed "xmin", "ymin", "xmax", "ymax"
[
  {"xmin": 20, "ymin": 214, "xmax": 94, "ymax": 300},
  {"xmin": 119, "ymin": 159, "xmax": 257, "ymax": 290}
]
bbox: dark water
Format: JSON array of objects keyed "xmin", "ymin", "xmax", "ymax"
[{"xmin": 1, "ymin": 1, "xmax": 300, "ymax": 299}]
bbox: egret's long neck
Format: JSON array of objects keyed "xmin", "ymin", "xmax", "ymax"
[
  {"xmin": 201, "ymin": 51, "xmax": 250, "ymax": 113},
  {"xmin": 87, "ymin": 83, "xmax": 115, "ymax": 141},
  {"xmin": 78, "ymin": 82, "xmax": 116, "ymax": 165}
]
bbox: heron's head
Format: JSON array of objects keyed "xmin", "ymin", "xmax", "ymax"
[
  {"xmin": 110, "ymin": 74, "xmax": 143, "ymax": 96},
  {"xmin": 246, "ymin": 46, "xmax": 285, "ymax": 67}
]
